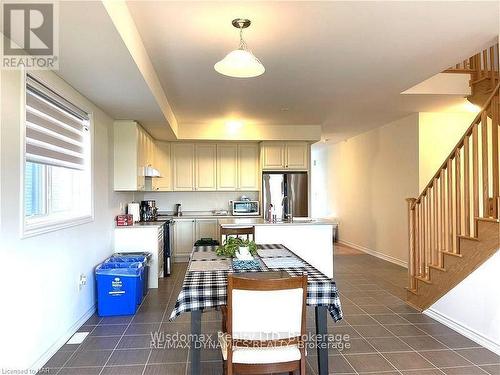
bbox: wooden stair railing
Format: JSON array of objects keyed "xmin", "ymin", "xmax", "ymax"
[
  {"xmin": 444, "ymin": 43, "xmax": 499, "ymax": 93},
  {"xmin": 406, "ymin": 82, "xmax": 500, "ymax": 295}
]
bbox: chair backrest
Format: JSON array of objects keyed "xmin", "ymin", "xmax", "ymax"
[
  {"xmin": 220, "ymin": 226, "xmax": 255, "ymax": 243},
  {"xmin": 227, "ymin": 274, "xmax": 307, "ymax": 344}
]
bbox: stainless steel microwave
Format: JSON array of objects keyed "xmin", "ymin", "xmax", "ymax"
[{"xmin": 231, "ymin": 200, "xmax": 260, "ymax": 216}]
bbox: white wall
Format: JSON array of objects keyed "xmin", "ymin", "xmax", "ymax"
[
  {"xmin": 418, "ymin": 111, "xmax": 477, "ymax": 191},
  {"xmin": 426, "ymin": 250, "xmax": 500, "ymax": 355},
  {"xmin": 0, "ymin": 70, "xmax": 132, "ymax": 370},
  {"xmin": 142, "ymin": 191, "xmax": 259, "ymax": 213},
  {"xmin": 311, "ymin": 114, "xmax": 420, "ymax": 266}
]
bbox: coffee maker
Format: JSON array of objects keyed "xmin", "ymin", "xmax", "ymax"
[{"xmin": 140, "ymin": 200, "xmax": 158, "ymax": 222}]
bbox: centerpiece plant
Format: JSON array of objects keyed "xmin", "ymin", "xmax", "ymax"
[{"xmin": 216, "ymin": 237, "xmax": 257, "ymax": 258}]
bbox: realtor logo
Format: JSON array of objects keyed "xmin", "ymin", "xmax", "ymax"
[{"xmin": 2, "ymin": 2, "xmax": 59, "ymax": 69}]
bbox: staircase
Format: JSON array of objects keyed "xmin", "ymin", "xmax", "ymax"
[{"xmin": 406, "ymin": 43, "xmax": 500, "ymax": 311}]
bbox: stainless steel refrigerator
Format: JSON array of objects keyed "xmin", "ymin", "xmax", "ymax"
[{"xmin": 262, "ymin": 172, "xmax": 308, "ymax": 220}]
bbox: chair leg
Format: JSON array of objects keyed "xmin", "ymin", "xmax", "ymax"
[{"xmin": 300, "ymin": 357, "xmax": 306, "ymax": 375}]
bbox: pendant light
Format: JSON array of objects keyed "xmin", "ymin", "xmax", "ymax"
[{"xmin": 214, "ymin": 18, "xmax": 265, "ymax": 78}]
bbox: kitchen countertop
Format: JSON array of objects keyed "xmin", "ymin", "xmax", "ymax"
[{"xmin": 218, "ymin": 218, "xmax": 338, "ymax": 226}]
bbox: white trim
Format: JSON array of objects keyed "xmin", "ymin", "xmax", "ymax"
[
  {"xmin": 338, "ymin": 239, "xmax": 408, "ymax": 268},
  {"xmin": 424, "ymin": 307, "xmax": 500, "ymax": 355},
  {"xmin": 30, "ymin": 304, "xmax": 96, "ymax": 371}
]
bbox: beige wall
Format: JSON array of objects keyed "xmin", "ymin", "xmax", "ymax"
[
  {"xmin": 418, "ymin": 112, "xmax": 477, "ymax": 191},
  {"xmin": 312, "ymin": 114, "xmax": 420, "ymax": 266}
]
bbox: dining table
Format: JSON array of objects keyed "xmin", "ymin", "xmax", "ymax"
[{"xmin": 169, "ymin": 243, "xmax": 343, "ymax": 375}]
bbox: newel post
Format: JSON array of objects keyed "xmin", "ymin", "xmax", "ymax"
[{"xmin": 406, "ymin": 198, "xmax": 417, "ymax": 291}]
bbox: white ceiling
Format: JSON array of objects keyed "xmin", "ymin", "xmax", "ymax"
[{"xmin": 56, "ymin": 1, "xmax": 498, "ymax": 142}]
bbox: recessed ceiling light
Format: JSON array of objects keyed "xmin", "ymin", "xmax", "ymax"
[
  {"xmin": 281, "ymin": 107, "xmax": 290, "ymax": 112},
  {"xmin": 214, "ymin": 18, "xmax": 265, "ymax": 78}
]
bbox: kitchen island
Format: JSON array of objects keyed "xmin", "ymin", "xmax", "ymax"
[{"xmin": 218, "ymin": 218, "xmax": 337, "ymax": 278}]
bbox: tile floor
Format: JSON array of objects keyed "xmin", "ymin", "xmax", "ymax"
[{"xmin": 42, "ymin": 244, "xmax": 499, "ymax": 374}]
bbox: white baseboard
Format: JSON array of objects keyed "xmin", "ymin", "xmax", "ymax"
[
  {"xmin": 424, "ymin": 308, "xmax": 500, "ymax": 355},
  {"xmin": 338, "ymin": 240, "xmax": 408, "ymax": 268},
  {"xmin": 30, "ymin": 304, "xmax": 96, "ymax": 371}
]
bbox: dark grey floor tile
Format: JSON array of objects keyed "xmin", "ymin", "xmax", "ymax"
[
  {"xmin": 440, "ymin": 366, "xmax": 490, "ymax": 374},
  {"xmin": 89, "ymin": 325, "xmax": 127, "ymax": 337},
  {"xmin": 454, "ymin": 348, "xmax": 500, "ymax": 365},
  {"xmin": 117, "ymin": 334, "xmax": 154, "ymax": 349},
  {"xmin": 420, "ymin": 350, "xmax": 473, "ymax": 368},
  {"xmin": 415, "ymin": 323, "xmax": 459, "ymax": 337},
  {"xmin": 57, "ymin": 367, "xmax": 102, "ymax": 375},
  {"xmin": 99, "ymin": 316, "xmax": 133, "ymax": 325},
  {"xmin": 434, "ymin": 334, "xmax": 482, "ymax": 349},
  {"xmin": 359, "ymin": 305, "xmax": 395, "ymax": 315},
  {"xmin": 44, "ymin": 351, "xmax": 73, "ymax": 368},
  {"xmin": 399, "ymin": 313, "xmax": 437, "ymax": 324},
  {"xmin": 351, "ymin": 324, "xmax": 394, "ymax": 338},
  {"xmin": 366, "ymin": 337, "xmax": 413, "ymax": 352},
  {"xmin": 372, "ymin": 314, "xmax": 409, "ymax": 325},
  {"xmin": 344, "ymin": 353, "xmax": 396, "ymax": 373},
  {"xmin": 480, "ymin": 364, "xmax": 500, "ymax": 374},
  {"xmin": 144, "ymin": 363, "xmax": 187, "ymax": 375},
  {"xmin": 148, "ymin": 348, "xmax": 188, "ymax": 364},
  {"xmin": 125, "ymin": 323, "xmax": 161, "ymax": 335},
  {"xmin": 383, "ymin": 351, "xmax": 435, "ymax": 370},
  {"xmin": 65, "ymin": 350, "xmax": 112, "ymax": 367},
  {"xmin": 402, "ymin": 369, "xmax": 445, "ymax": 375},
  {"xmin": 385, "ymin": 324, "xmax": 427, "ymax": 337},
  {"xmin": 340, "ymin": 338, "xmax": 377, "ymax": 354},
  {"xmin": 78, "ymin": 336, "xmax": 120, "ymax": 351},
  {"xmin": 187, "ymin": 361, "xmax": 223, "ymax": 375},
  {"xmin": 400, "ymin": 335, "xmax": 448, "ymax": 350},
  {"xmin": 345, "ymin": 314, "xmax": 378, "ymax": 325},
  {"xmin": 101, "ymin": 365, "xmax": 145, "ymax": 375},
  {"xmin": 106, "ymin": 349, "xmax": 150, "ymax": 365},
  {"xmin": 132, "ymin": 311, "xmax": 164, "ymax": 324},
  {"xmin": 83, "ymin": 314, "xmax": 101, "ymax": 326}
]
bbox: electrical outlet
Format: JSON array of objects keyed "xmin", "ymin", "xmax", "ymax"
[{"xmin": 78, "ymin": 274, "xmax": 87, "ymax": 291}]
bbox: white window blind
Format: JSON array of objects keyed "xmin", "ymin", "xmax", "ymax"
[{"xmin": 25, "ymin": 75, "xmax": 90, "ymax": 170}]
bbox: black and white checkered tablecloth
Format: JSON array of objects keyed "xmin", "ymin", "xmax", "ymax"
[{"xmin": 169, "ymin": 244, "xmax": 343, "ymax": 322}]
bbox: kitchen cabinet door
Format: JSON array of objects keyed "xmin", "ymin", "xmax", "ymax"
[
  {"xmin": 195, "ymin": 144, "xmax": 217, "ymax": 191},
  {"xmin": 152, "ymin": 141, "xmax": 172, "ymax": 191},
  {"xmin": 261, "ymin": 142, "xmax": 286, "ymax": 170},
  {"xmin": 217, "ymin": 144, "xmax": 238, "ymax": 190},
  {"xmin": 173, "ymin": 219, "xmax": 195, "ymax": 261},
  {"xmin": 195, "ymin": 219, "xmax": 218, "ymax": 241},
  {"xmin": 238, "ymin": 143, "xmax": 259, "ymax": 190},
  {"xmin": 172, "ymin": 143, "xmax": 195, "ymax": 191},
  {"xmin": 285, "ymin": 142, "xmax": 309, "ymax": 170}
]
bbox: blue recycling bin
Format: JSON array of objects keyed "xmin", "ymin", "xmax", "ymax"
[
  {"xmin": 95, "ymin": 262, "xmax": 143, "ymax": 316},
  {"xmin": 107, "ymin": 255, "xmax": 150, "ymax": 297}
]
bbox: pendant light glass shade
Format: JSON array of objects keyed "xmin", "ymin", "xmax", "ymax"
[
  {"xmin": 214, "ymin": 49, "xmax": 265, "ymax": 78},
  {"xmin": 214, "ymin": 18, "xmax": 265, "ymax": 78}
]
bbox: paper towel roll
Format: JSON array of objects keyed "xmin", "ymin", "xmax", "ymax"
[{"xmin": 127, "ymin": 203, "xmax": 140, "ymax": 223}]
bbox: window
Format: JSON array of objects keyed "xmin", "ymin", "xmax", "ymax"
[{"xmin": 23, "ymin": 74, "xmax": 92, "ymax": 236}]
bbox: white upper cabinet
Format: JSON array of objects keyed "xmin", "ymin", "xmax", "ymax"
[
  {"xmin": 285, "ymin": 142, "xmax": 309, "ymax": 170},
  {"xmin": 172, "ymin": 143, "xmax": 195, "ymax": 191},
  {"xmin": 195, "ymin": 144, "xmax": 217, "ymax": 191},
  {"xmin": 152, "ymin": 141, "xmax": 172, "ymax": 191},
  {"xmin": 114, "ymin": 120, "xmax": 154, "ymax": 191},
  {"xmin": 217, "ymin": 144, "xmax": 238, "ymax": 190},
  {"xmin": 261, "ymin": 141, "xmax": 309, "ymax": 170},
  {"xmin": 238, "ymin": 143, "xmax": 259, "ymax": 190},
  {"xmin": 261, "ymin": 142, "xmax": 286, "ymax": 169}
]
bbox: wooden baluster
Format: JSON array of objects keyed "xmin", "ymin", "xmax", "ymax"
[
  {"xmin": 472, "ymin": 122, "xmax": 479, "ymax": 235},
  {"xmin": 406, "ymin": 199, "xmax": 417, "ymax": 290},
  {"xmin": 455, "ymin": 150, "xmax": 461, "ymax": 253},
  {"xmin": 490, "ymin": 46, "xmax": 496, "ymax": 90},
  {"xmin": 425, "ymin": 193, "xmax": 430, "ymax": 278},
  {"xmin": 481, "ymin": 112, "xmax": 489, "ymax": 217},
  {"xmin": 439, "ymin": 169, "xmax": 445, "ymax": 268},
  {"xmin": 475, "ymin": 54, "xmax": 481, "ymax": 81},
  {"xmin": 492, "ymin": 96, "xmax": 499, "ymax": 218},
  {"xmin": 482, "ymin": 50, "xmax": 488, "ymax": 78},
  {"xmin": 419, "ymin": 202, "xmax": 425, "ymax": 277},
  {"xmin": 432, "ymin": 179, "xmax": 439, "ymax": 266},
  {"xmin": 429, "ymin": 186, "xmax": 435, "ymax": 265},
  {"xmin": 447, "ymin": 159, "xmax": 453, "ymax": 252},
  {"xmin": 417, "ymin": 203, "xmax": 422, "ymax": 277},
  {"xmin": 464, "ymin": 136, "xmax": 470, "ymax": 236}
]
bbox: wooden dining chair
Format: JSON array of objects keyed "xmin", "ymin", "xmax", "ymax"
[
  {"xmin": 219, "ymin": 274, "xmax": 308, "ymax": 375},
  {"xmin": 220, "ymin": 226, "xmax": 255, "ymax": 243}
]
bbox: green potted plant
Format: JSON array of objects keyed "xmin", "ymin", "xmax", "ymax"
[{"xmin": 216, "ymin": 237, "xmax": 257, "ymax": 259}]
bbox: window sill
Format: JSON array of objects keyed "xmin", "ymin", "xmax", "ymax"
[{"xmin": 22, "ymin": 214, "xmax": 94, "ymax": 238}]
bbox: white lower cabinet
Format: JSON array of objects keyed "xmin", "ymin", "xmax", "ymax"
[
  {"xmin": 195, "ymin": 219, "xmax": 218, "ymax": 240},
  {"xmin": 173, "ymin": 219, "xmax": 195, "ymax": 262}
]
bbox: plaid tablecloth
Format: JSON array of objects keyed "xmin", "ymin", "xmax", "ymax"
[{"xmin": 169, "ymin": 244, "xmax": 343, "ymax": 322}]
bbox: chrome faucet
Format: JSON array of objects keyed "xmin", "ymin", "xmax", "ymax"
[{"xmin": 282, "ymin": 196, "xmax": 293, "ymax": 222}]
